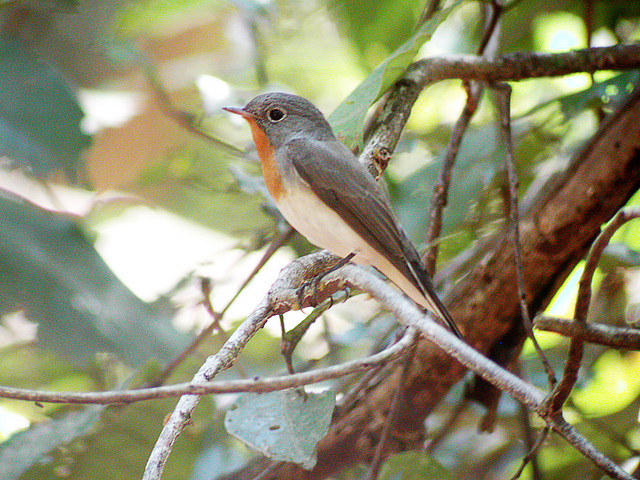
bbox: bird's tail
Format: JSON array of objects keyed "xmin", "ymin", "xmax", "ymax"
[{"xmin": 405, "ymin": 257, "xmax": 463, "ymax": 339}]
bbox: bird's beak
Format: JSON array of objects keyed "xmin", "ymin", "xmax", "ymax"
[{"xmin": 223, "ymin": 106, "xmax": 254, "ymax": 120}]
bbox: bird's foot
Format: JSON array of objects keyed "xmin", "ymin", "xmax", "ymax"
[{"xmin": 295, "ymin": 252, "xmax": 355, "ymax": 309}]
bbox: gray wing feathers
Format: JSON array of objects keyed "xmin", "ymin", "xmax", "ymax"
[
  {"xmin": 287, "ymin": 138, "xmax": 409, "ymax": 272},
  {"xmin": 286, "ymin": 138, "xmax": 462, "ymax": 337}
]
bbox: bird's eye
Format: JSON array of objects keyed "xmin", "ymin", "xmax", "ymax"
[{"xmin": 268, "ymin": 108, "xmax": 286, "ymax": 122}]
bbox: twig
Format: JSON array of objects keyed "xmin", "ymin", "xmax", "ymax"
[
  {"xmin": 535, "ymin": 315, "xmax": 640, "ymax": 349},
  {"xmin": 12, "ymin": 255, "xmax": 623, "ymax": 478},
  {"xmin": 547, "ymin": 414, "xmax": 630, "ymax": 480},
  {"xmin": 549, "ymin": 207, "xmax": 640, "ymax": 412},
  {"xmin": 142, "ymin": 256, "xmax": 428, "ymax": 480},
  {"xmin": 476, "ymin": 0, "xmax": 502, "ymax": 55},
  {"xmin": 225, "ymin": 226, "xmax": 296, "ymax": 316},
  {"xmin": 336, "ymin": 362, "xmax": 390, "ymax": 413},
  {"xmin": 493, "ymin": 82, "xmax": 557, "ymax": 387},
  {"xmin": 0, "ymin": 324, "xmax": 414, "ymax": 405},
  {"xmin": 280, "ymin": 288, "xmax": 353, "ymax": 373},
  {"xmin": 144, "ymin": 251, "xmax": 345, "ymax": 479},
  {"xmin": 143, "ymin": 298, "xmax": 274, "ymax": 479},
  {"xmin": 425, "ymin": 0, "xmax": 498, "ymax": 274},
  {"xmin": 151, "ymin": 226, "xmax": 295, "ymax": 386},
  {"xmin": 508, "ymin": 424, "xmax": 548, "ymax": 480},
  {"xmin": 424, "ymin": 82, "xmax": 483, "ymax": 274},
  {"xmin": 358, "ymin": 78, "xmax": 423, "ymax": 177},
  {"xmin": 9, "ymin": 258, "xmax": 621, "ymax": 474},
  {"xmin": 330, "ymin": 264, "xmax": 632, "ymax": 479},
  {"xmin": 364, "ymin": 333, "xmax": 419, "ymax": 480},
  {"xmin": 407, "ymin": 44, "xmax": 640, "ymax": 86},
  {"xmin": 357, "ymin": 44, "xmax": 640, "ymax": 185}
]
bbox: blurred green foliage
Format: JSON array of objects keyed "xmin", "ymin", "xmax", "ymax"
[
  {"xmin": 0, "ymin": 38, "xmax": 90, "ymax": 179},
  {"xmin": 0, "ymin": 196, "xmax": 189, "ymax": 366},
  {"xmin": 0, "ymin": 0, "xmax": 639, "ymax": 479}
]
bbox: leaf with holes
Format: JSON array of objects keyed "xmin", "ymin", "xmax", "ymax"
[{"xmin": 224, "ymin": 389, "xmax": 335, "ymax": 469}]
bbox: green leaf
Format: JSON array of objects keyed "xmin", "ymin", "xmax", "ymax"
[
  {"xmin": 0, "ymin": 405, "xmax": 103, "ymax": 480},
  {"xmin": 15, "ymin": 392, "xmax": 214, "ymax": 480},
  {"xmin": 0, "ymin": 38, "xmax": 90, "ymax": 179},
  {"xmin": 328, "ymin": 3, "xmax": 460, "ymax": 149},
  {"xmin": 224, "ymin": 389, "xmax": 336, "ymax": 469},
  {"xmin": 521, "ymin": 71, "xmax": 640, "ymax": 120},
  {"xmin": 0, "ymin": 195, "xmax": 189, "ymax": 366},
  {"xmin": 379, "ymin": 451, "xmax": 455, "ymax": 480}
]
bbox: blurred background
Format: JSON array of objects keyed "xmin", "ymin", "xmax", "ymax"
[{"xmin": 1, "ymin": 0, "xmax": 640, "ymax": 478}]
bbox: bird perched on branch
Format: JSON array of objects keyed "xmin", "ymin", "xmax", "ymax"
[{"xmin": 225, "ymin": 92, "xmax": 461, "ymax": 338}]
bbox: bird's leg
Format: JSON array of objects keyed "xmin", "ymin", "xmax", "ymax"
[{"xmin": 296, "ymin": 252, "xmax": 355, "ymax": 308}]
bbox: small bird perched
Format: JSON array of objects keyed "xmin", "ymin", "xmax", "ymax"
[{"xmin": 224, "ymin": 93, "xmax": 461, "ymax": 337}]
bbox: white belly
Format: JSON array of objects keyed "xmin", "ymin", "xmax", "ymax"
[
  {"xmin": 275, "ymin": 186, "xmax": 429, "ymax": 310},
  {"xmin": 276, "ymin": 187, "xmax": 364, "ymax": 259}
]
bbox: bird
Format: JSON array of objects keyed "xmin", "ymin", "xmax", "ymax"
[{"xmin": 224, "ymin": 92, "xmax": 461, "ymax": 337}]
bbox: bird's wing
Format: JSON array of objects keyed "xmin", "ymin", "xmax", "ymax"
[
  {"xmin": 286, "ymin": 137, "xmax": 461, "ymax": 337},
  {"xmin": 287, "ymin": 138, "xmax": 408, "ymax": 268}
]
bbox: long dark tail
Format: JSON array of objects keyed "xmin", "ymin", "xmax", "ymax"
[{"xmin": 402, "ymin": 241, "xmax": 463, "ymax": 338}]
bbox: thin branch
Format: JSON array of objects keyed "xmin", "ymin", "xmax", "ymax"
[
  {"xmin": 407, "ymin": 44, "xmax": 640, "ymax": 86},
  {"xmin": 10, "ymin": 254, "xmax": 628, "ymax": 475},
  {"xmin": 513, "ymin": 362, "xmax": 545, "ymax": 480},
  {"xmin": 476, "ymin": 0, "xmax": 503, "ymax": 56},
  {"xmin": 358, "ymin": 78, "xmax": 422, "ymax": 177},
  {"xmin": 144, "ymin": 250, "xmax": 347, "ymax": 480},
  {"xmin": 329, "ymin": 264, "xmax": 632, "ymax": 480},
  {"xmin": 546, "ymin": 414, "xmax": 631, "ymax": 480},
  {"xmin": 493, "ymin": 82, "xmax": 557, "ymax": 389},
  {"xmin": 215, "ymin": 66, "xmax": 640, "ymax": 480},
  {"xmin": 549, "ymin": 207, "xmax": 640, "ymax": 412},
  {"xmin": 424, "ymin": 82, "xmax": 483, "ymax": 274},
  {"xmin": 425, "ymin": 0, "xmax": 498, "ymax": 273},
  {"xmin": 223, "ymin": 226, "xmax": 296, "ymax": 317},
  {"xmin": 535, "ymin": 315, "xmax": 640, "ymax": 349},
  {"xmin": 508, "ymin": 425, "xmax": 549, "ymax": 480},
  {"xmin": 335, "ymin": 360, "xmax": 390, "ymax": 413},
  {"xmin": 360, "ymin": 43, "xmax": 640, "ymax": 193},
  {"xmin": 0, "ymin": 316, "xmax": 414, "ymax": 407},
  {"xmin": 143, "ymin": 297, "xmax": 273, "ymax": 480},
  {"xmin": 151, "ymin": 226, "xmax": 295, "ymax": 386},
  {"xmin": 6, "ymin": 250, "xmax": 625, "ymax": 477},
  {"xmin": 364, "ymin": 334, "xmax": 419, "ymax": 480},
  {"xmin": 280, "ymin": 288, "xmax": 353, "ymax": 373}
]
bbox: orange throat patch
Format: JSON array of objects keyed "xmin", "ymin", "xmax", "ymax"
[{"xmin": 247, "ymin": 119, "xmax": 283, "ymax": 200}]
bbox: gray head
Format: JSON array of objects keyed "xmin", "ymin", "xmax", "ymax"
[{"xmin": 225, "ymin": 93, "xmax": 336, "ymax": 148}]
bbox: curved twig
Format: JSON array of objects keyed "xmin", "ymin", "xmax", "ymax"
[
  {"xmin": 549, "ymin": 207, "xmax": 640, "ymax": 412},
  {"xmin": 535, "ymin": 316, "xmax": 640, "ymax": 349}
]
